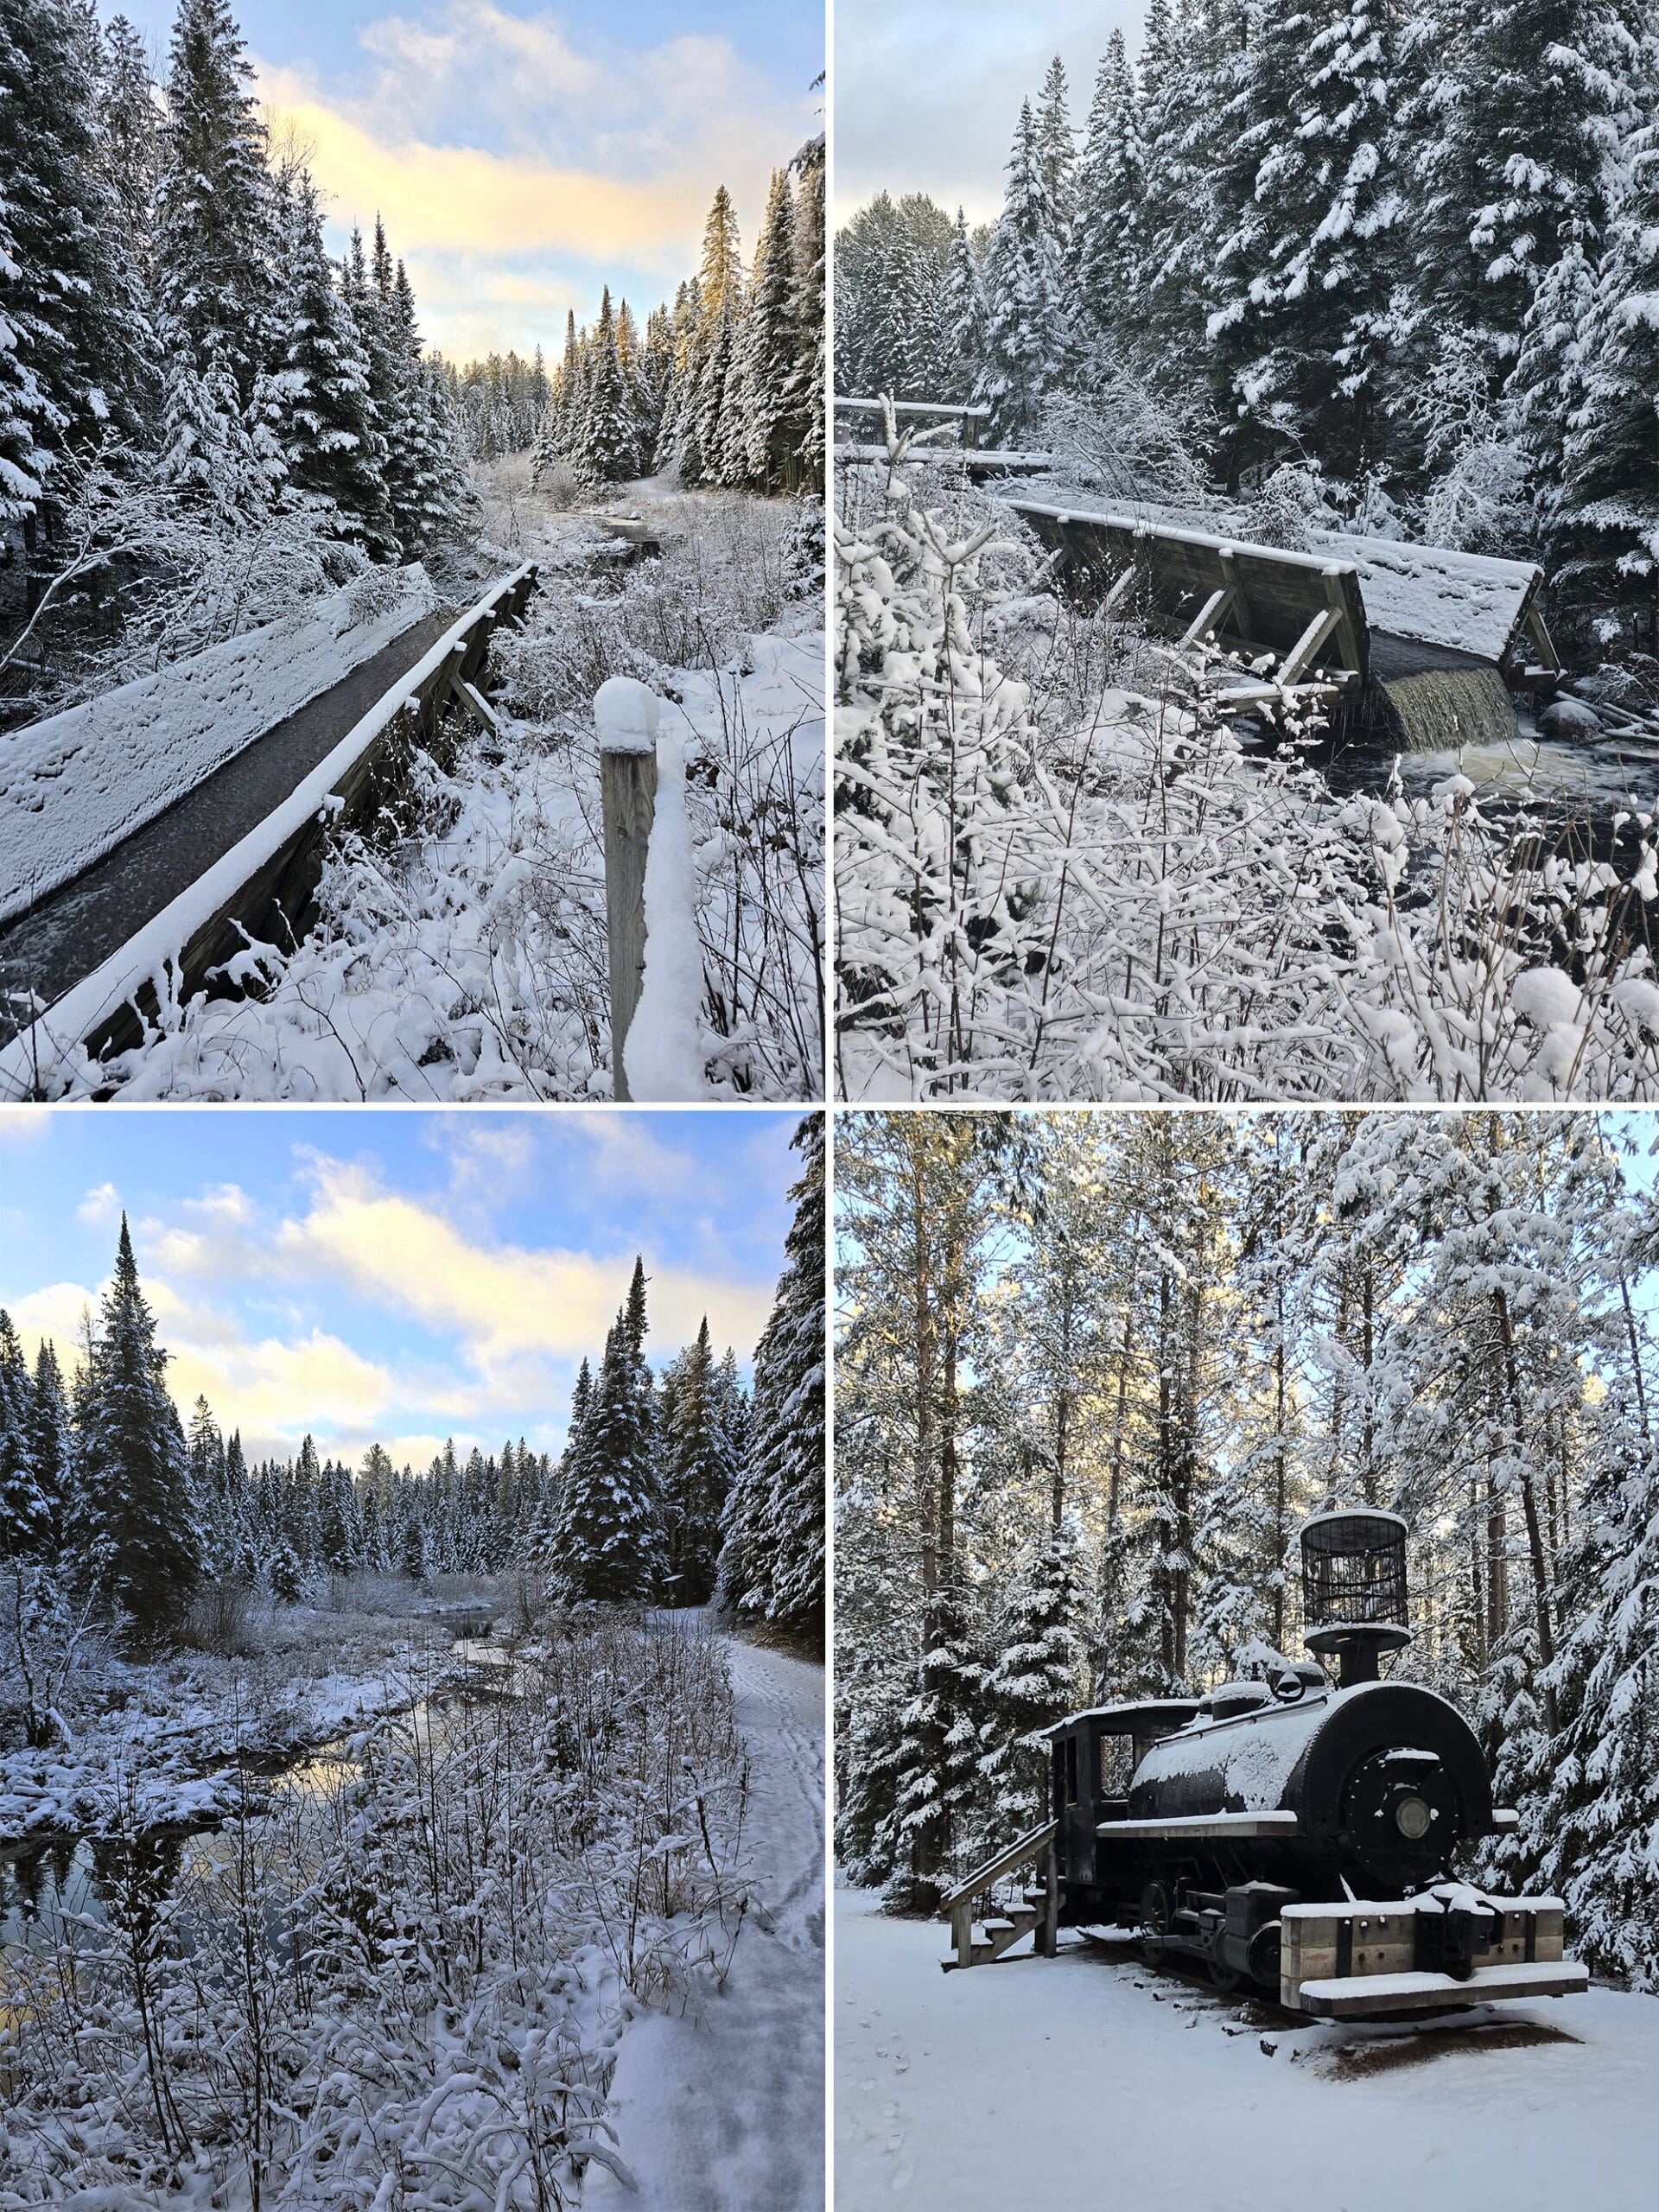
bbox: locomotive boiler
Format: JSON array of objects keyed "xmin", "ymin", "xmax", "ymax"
[{"xmin": 948, "ymin": 1510, "xmax": 1587, "ymax": 2018}]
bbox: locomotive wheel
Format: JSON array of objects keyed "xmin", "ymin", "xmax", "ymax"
[
  {"xmin": 1138, "ymin": 1881, "xmax": 1172, "ymax": 1967},
  {"xmin": 1205, "ymin": 1953, "xmax": 1242, "ymax": 1993}
]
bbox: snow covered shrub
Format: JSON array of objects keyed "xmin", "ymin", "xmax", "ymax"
[
  {"xmin": 1039, "ymin": 375, "xmax": 1214, "ymax": 512},
  {"xmin": 835, "ymin": 448, "xmax": 1659, "ymax": 1103},
  {"xmin": 0, "ymin": 1567, "xmax": 106, "ymax": 1751},
  {"xmin": 0, "ymin": 1613, "xmax": 752, "ymax": 2204},
  {"xmin": 1237, "ymin": 459, "xmax": 1340, "ymax": 551},
  {"xmin": 0, "ymin": 440, "xmax": 375, "ymax": 733}
]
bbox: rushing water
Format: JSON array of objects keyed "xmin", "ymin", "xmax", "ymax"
[{"xmin": 0, "ymin": 1620, "xmax": 506, "ymax": 1961}]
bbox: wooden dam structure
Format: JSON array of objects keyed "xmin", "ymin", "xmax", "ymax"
[{"xmin": 1005, "ymin": 498, "xmax": 1562, "ymax": 748}]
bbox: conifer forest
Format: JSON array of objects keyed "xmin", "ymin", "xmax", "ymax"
[
  {"xmin": 1, "ymin": 0, "xmax": 825, "ymax": 1104},
  {"xmin": 836, "ymin": 1109, "xmax": 1659, "ymax": 1980},
  {"xmin": 833, "ymin": 2, "xmax": 1659, "ymax": 1104},
  {"xmin": 0, "ymin": 1111, "xmax": 826, "ymax": 2203}
]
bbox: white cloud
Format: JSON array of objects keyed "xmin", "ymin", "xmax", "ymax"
[
  {"xmin": 277, "ymin": 1154, "xmax": 772, "ymax": 1372},
  {"xmin": 0, "ymin": 1110, "xmax": 50, "ymax": 1147},
  {"xmin": 76, "ymin": 1181, "xmax": 123, "ymax": 1229},
  {"xmin": 563, "ymin": 1115, "xmax": 696, "ymax": 1195},
  {"xmin": 251, "ymin": 2, "xmax": 814, "ymax": 353},
  {"xmin": 9, "ymin": 1281, "xmax": 99, "ymax": 1363}
]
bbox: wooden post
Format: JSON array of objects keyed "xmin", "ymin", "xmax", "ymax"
[
  {"xmin": 1042, "ymin": 1841, "xmax": 1059, "ymax": 1959},
  {"xmin": 599, "ymin": 743, "xmax": 658, "ymax": 1102},
  {"xmin": 953, "ymin": 1898, "xmax": 973, "ymax": 1970}
]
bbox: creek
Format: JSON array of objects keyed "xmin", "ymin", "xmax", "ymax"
[{"xmin": 0, "ymin": 1611, "xmax": 509, "ymax": 1961}]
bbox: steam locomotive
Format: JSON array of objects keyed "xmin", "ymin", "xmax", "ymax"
[{"xmin": 1040, "ymin": 1510, "xmax": 1587, "ymax": 2018}]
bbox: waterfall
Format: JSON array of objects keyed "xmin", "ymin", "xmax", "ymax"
[{"xmin": 1376, "ymin": 663, "xmax": 1519, "ymax": 753}]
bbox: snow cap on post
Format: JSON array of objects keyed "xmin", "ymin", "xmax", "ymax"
[{"xmin": 594, "ymin": 675, "xmax": 661, "ymax": 754}]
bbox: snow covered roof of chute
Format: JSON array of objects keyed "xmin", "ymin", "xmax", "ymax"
[{"xmin": 1313, "ymin": 531, "xmax": 1546, "ymax": 669}]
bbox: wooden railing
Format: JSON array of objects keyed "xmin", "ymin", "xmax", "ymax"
[
  {"xmin": 941, "ymin": 1817, "xmax": 1059, "ymax": 1970},
  {"xmin": 1, "ymin": 563, "xmax": 537, "ymax": 1086}
]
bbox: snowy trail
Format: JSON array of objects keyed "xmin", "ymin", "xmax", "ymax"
[
  {"xmin": 836, "ymin": 1888, "xmax": 1659, "ymax": 2212},
  {"xmin": 0, "ymin": 606, "xmax": 456, "ymax": 1041},
  {"xmin": 590, "ymin": 1636, "xmax": 825, "ymax": 2212}
]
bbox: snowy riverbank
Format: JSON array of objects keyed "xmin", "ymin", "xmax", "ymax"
[
  {"xmin": 835, "ymin": 1887, "xmax": 1659, "ymax": 2212},
  {"xmin": 0, "ymin": 1578, "xmax": 502, "ymax": 1852}
]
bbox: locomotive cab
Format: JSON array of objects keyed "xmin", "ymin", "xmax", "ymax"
[{"xmin": 1049, "ymin": 1700, "xmax": 1198, "ymax": 1893}]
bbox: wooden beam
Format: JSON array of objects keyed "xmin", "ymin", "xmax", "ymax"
[
  {"xmin": 941, "ymin": 1818, "xmax": 1059, "ymax": 1912},
  {"xmin": 1181, "ymin": 584, "xmax": 1236, "ymax": 649},
  {"xmin": 1217, "ymin": 546, "xmax": 1253, "ymax": 643},
  {"xmin": 1277, "ymin": 604, "xmax": 1344, "ymax": 686},
  {"xmin": 1103, "ymin": 559, "xmax": 1139, "ymax": 613},
  {"xmin": 1319, "ymin": 563, "xmax": 1363, "ymax": 673}
]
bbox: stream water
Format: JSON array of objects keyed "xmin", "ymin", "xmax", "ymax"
[
  {"xmin": 1243, "ymin": 669, "xmax": 1659, "ymax": 863},
  {"xmin": 0, "ymin": 1614, "xmax": 507, "ymax": 1961}
]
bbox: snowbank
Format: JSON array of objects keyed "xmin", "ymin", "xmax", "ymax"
[{"xmin": 0, "ymin": 563, "xmax": 440, "ymax": 924}]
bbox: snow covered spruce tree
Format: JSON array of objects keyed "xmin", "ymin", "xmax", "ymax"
[
  {"xmin": 78, "ymin": 1215, "xmax": 200, "ymax": 1639},
  {"xmin": 153, "ymin": 0, "xmax": 284, "ymax": 518},
  {"xmin": 274, "ymin": 172, "xmax": 395, "ymax": 557},
  {"xmin": 717, "ymin": 1115, "xmax": 826, "ymax": 1648},
  {"xmin": 976, "ymin": 98, "xmax": 1071, "ymax": 443},
  {"xmin": 0, "ymin": 0, "xmax": 149, "ymax": 535},
  {"xmin": 545, "ymin": 1258, "xmax": 664, "ymax": 1604},
  {"xmin": 659, "ymin": 1319, "xmax": 733, "ymax": 1607}
]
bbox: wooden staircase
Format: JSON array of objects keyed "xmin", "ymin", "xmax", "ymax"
[{"xmin": 941, "ymin": 1819, "xmax": 1059, "ymax": 1972}]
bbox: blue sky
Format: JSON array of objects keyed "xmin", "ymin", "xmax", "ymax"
[
  {"xmin": 111, "ymin": 0, "xmax": 823, "ymax": 360},
  {"xmin": 835, "ymin": 0, "xmax": 1143, "ymax": 224},
  {"xmin": 0, "ymin": 1108, "xmax": 805, "ymax": 1472}
]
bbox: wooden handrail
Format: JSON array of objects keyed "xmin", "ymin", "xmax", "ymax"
[{"xmin": 940, "ymin": 1818, "xmax": 1058, "ymax": 1914}]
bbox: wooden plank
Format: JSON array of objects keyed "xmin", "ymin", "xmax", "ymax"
[
  {"xmin": 1294, "ymin": 1961, "xmax": 1590, "ymax": 2015},
  {"xmin": 941, "ymin": 1818, "xmax": 1060, "ymax": 1912},
  {"xmin": 599, "ymin": 746, "xmax": 657, "ymax": 1102},
  {"xmin": 1277, "ymin": 605, "xmax": 1344, "ymax": 686},
  {"xmin": 1181, "ymin": 585, "xmax": 1236, "ymax": 648}
]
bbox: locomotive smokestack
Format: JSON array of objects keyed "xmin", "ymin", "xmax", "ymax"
[{"xmin": 1300, "ymin": 1508, "xmax": 1414, "ymax": 1689}]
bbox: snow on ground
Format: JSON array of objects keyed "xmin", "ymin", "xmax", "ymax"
[
  {"xmin": 835, "ymin": 1889, "xmax": 1659, "ymax": 2212},
  {"xmin": 0, "ymin": 565, "xmax": 439, "ymax": 924},
  {"xmin": 592, "ymin": 1637, "xmax": 825, "ymax": 2212}
]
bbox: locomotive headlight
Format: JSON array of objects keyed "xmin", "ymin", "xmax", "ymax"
[{"xmin": 1395, "ymin": 1794, "xmax": 1433, "ymax": 1840}]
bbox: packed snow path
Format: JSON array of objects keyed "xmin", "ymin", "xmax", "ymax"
[
  {"xmin": 836, "ymin": 1889, "xmax": 1659, "ymax": 2212},
  {"xmin": 0, "ymin": 606, "xmax": 456, "ymax": 1043},
  {"xmin": 591, "ymin": 1635, "xmax": 825, "ymax": 2212}
]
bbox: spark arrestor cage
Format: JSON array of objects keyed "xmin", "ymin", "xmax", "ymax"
[{"xmin": 1301, "ymin": 1510, "xmax": 1408, "ymax": 1629}]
